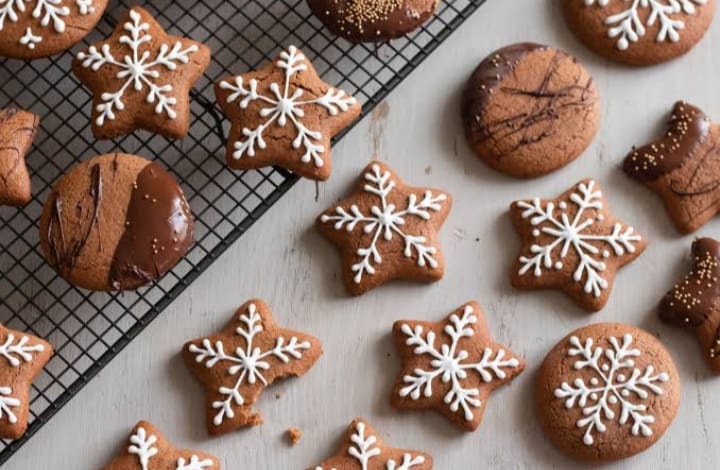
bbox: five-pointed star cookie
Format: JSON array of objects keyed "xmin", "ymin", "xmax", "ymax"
[
  {"xmin": 182, "ymin": 299, "xmax": 322, "ymax": 435},
  {"xmin": 317, "ymin": 161, "xmax": 452, "ymax": 296},
  {"xmin": 101, "ymin": 420, "xmax": 219, "ymax": 470},
  {"xmin": 391, "ymin": 301, "xmax": 525, "ymax": 432},
  {"xmin": 623, "ymin": 101, "xmax": 720, "ymax": 234},
  {"xmin": 215, "ymin": 45, "xmax": 361, "ymax": 181},
  {"xmin": 510, "ymin": 179, "xmax": 646, "ymax": 312},
  {"xmin": 0, "ymin": 108, "xmax": 38, "ymax": 207},
  {"xmin": 310, "ymin": 418, "xmax": 433, "ymax": 470},
  {"xmin": 0, "ymin": 324, "xmax": 52, "ymax": 439},
  {"xmin": 659, "ymin": 237, "xmax": 720, "ymax": 373},
  {"xmin": 73, "ymin": 7, "xmax": 211, "ymax": 140}
]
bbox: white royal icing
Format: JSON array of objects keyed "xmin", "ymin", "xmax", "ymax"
[
  {"xmin": 188, "ymin": 302, "xmax": 311, "ymax": 426},
  {"xmin": 517, "ymin": 180, "xmax": 641, "ymax": 298},
  {"xmin": 76, "ymin": 8, "xmax": 199, "ymax": 126},
  {"xmin": 128, "ymin": 426, "xmax": 213, "ymax": 470},
  {"xmin": 399, "ymin": 305, "xmax": 519, "ymax": 422},
  {"xmin": 315, "ymin": 421, "xmax": 426, "ymax": 470},
  {"xmin": 554, "ymin": 334, "xmax": 670, "ymax": 446},
  {"xmin": 219, "ymin": 45, "xmax": 357, "ymax": 167},
  {"xmin": 583, "ymin": 0, "xmax": 708, "ymax": 50},
  {"xmin": 320, "ymin": 164, "xmax": 447, "ymax": 284},
  {"xmin": 0, "ymin": 0, "xmax": 95, "ymax": 50},
  {"xmin": 0, "ymin": 333, "xmax": 44, "ymax": 425}
]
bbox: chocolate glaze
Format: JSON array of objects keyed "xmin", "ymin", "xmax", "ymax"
[
  {"xmin": 109, "ymin": 163, "xmax": 193, "ymax": 290},
  {"xmin": 623, "ymin": 101, "xmax": 711, "ymax": 182},
  {"xmin": 659, "ymin": 237, "xmax": 720, "ymax": 327}
]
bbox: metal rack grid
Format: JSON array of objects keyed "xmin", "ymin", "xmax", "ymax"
[{"xmin": 0, "ymin": 0, "xmax": 487, "ymax": 464}]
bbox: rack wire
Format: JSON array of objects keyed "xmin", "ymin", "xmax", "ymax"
[{"xmin": 0, "ymin": 0, "xmax": 487, "ymax": 464}]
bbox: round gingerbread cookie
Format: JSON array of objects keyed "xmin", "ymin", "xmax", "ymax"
[
  {"xmin": 39, "ymin": 153, "xmax": 193, "ymax": 291},
  {"xmin": 561, "ymin": 0, "xmax": 716, "ymax": 66},
  {"xmin": 306, "ymin": 0, "xmax": 439, "ymax": 42},
  {"xmin": 0, "ymin": 0, "xmax": 108, "ymax": 60},
  {"xmin": 461, "ymin": 43, "xmax": 600, "ymax": 178},
  {"xmin": 537, "ymin": 323, "xmax": 680, "ymax": 462}
]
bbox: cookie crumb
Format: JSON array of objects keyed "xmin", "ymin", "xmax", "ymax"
[{"xmin": 287, "ymin": 427, "xmax": 302, "ymax": 446}]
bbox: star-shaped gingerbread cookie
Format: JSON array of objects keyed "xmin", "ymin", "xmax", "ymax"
[
  {"xmin": 317, "ymin": 161, "xmax": 452, "ymax": 295},
  {"xmin": 310, "ymin": 418, "xmax": 432, "ymax": 470},
  {"xmin": 623, "ymin": 101, "xmax": 720, "ymax": 234},
  {"xmin": 0, "ymin": 324, "xmax": 52, "ymax": 439},
  {"xmin": 215, "ymin": 45, "xmax": 361, "ymax": 181},
  {"xmin": 101, "ymin": 420, "xmax": 219, "ymax": 470},
  {"xmin": 0, "ymin": 108, "xmax": 38, "ymax": 207},
  {"xmin": 659, "ymin": 237, "xmax": 720, "ymax": 373},
  {"xmin": 182, "ymin": 299, "xmax": 322, "ymax": 435},
  {"xmin": 510, "ymin": 179, "xmax": 646, "ymax": 312},
  {"xmin": 73, "ymin": 7, "xmax": 211, "ymax": 140},
  {"xmin": 391, "ymin": 301, "xmax": 525, "ymax": 432}
]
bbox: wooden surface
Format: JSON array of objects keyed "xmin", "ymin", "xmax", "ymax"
[{"xmin": 10, "ymin": 1, "xmax": 720, "ymax": 468}]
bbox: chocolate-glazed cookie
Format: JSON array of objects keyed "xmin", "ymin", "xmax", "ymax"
[
  {"xmin": 462, "ymin": 43, "xmax": 600, "ymax": 178},
  {"xmin": 0, "ymin": 108, "xmax": 39, "ymax": 207},
  {"xmin": 306, "ymin": 0, "xmax": 439, "ymax": 42},
  {"xmin": 38, "ymin": 153, "xmax": 193, "ymax": 291}
]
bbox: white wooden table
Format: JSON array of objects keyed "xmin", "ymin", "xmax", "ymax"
[{"xmin": 10, "ymin": 1, "xmax": 720, "ymax": 468}]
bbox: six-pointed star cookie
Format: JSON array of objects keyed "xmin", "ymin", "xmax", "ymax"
[
  {"xmin": 0, "ymin": 108, "xmax": 38, "ymax": 207},
  {"xmin": 623, "ymin": 101, "xmax": 720, "ymax": 234},
  {"xmin": 659, "ymin": 237, "xmax": 720, "ymax": 373},
  {"xmin": 0, "ymin": 324, "xmax": 52, "ymax": 439},
  {"xmin": 101, "ymin": 420, "xmax": 219, "ymax": 470},
  {"xmin": 310, "ymin": 418, "xmax": 433, "ymax": 470},
  {"xmin": 182, "ymin": 299, "xmax": 322, "ymax": 435},
  {"xmin": 510, "ymin": 178, "xmax": 646, "ymax": 312},
  {"xmin": 391, "ymin": 301, "xmax": 525, "ymax": 432},
  {"xmin": 215, "ymin": 45, "xmax": 361, "ymax": 181},
  {"xmin": 73, "ymin": 7, "xmax": 211, "ymax": 140},
  {"xmin": 317, "ymin": 161, "xmax": 452, "ymax": 296}
]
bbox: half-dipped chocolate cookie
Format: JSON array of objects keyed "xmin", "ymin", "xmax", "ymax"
[
  {"xmin": 307, "ymin": 0, "xmax": 439, "ymax": 42},
  {"xmin": 462, "ymin": 43, "xmax": 600, "ymax": 178},
  {"xmin": 39, "ymin": 153, "xmax": 193, "ymax": 291}
]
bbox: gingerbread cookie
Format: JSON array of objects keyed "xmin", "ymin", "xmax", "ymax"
[
  {"xmin": 310, "ymin": 418, "xmax": 432, "ymax": 470},
  {"xmin": 306, "ymin": 0, "xmax": 439, "ymax": 42},
  {"xmin": 216, "ymin": 45, "xmax": 360, "ymax": 181},
  {"xmin": 0, "ymin": 0, "xmax": 108, "ymax": 60},
  {"xmin": 0, "ymin": 108, "xmax": 39, "ymax": 207},
  {"xmin": 510, "ymin": 179, "xmax": 646, "ymax": 312},
  {"xmin": 183, "ymin": 299, "xmax": 322, "ymax": 435},
  {"xmin": 537, "ymin": 323, "xmax": 680, "ymax": 461},
  {"xmin": 461, "ymin": 43, "xmax": 600, "ymax": 178},
  {"xmin": 39, "ymin": 153, "xmax": 193, "ymax": 291},
  {"xmin": 0, "ymin": 324, "xmax": 52, "ymax": 440},
  {"xmin": 391, "ymin": 301, "xmax": 524, "ymax": 432},
  {"xmin": 659, "ymin": 237, "xmax": 720, "ymax": 373},
  {"xmin": 317, "ymin": 161, "xmax": 451, "ymax": 295},
  {"xmin": 101, "ymin": 420, "xmax": 219, "ymax": 470},
  {"xmin": 622, "ymin": 101, "xmax": 720, "ymax": 234},
  {"xmin": 562, "ymin": 0, "xmax": 715, "ymax": 65},
  {"xmin": 73, "ymin": 7, "xmax": 210, "ymax": 140}
]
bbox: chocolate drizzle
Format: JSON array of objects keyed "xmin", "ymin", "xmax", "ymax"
[
  {"xmin": 109, "ymin": 162, "xmax": 193, "ymax": 290},
  {"xmin": 623, "ymin": 101, "xmax": 711, "ymax": 182}
]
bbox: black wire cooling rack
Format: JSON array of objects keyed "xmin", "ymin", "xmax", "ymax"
[{"xmin": 0, "ymin": 0, "xmax": 487, "ymax": 464}]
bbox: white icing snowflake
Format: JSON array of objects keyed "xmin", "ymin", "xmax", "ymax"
[
  {"xmin": 218, "ymin": 45, "xmax": 357, "ymax": 167},
  {"xmin": 76, "ymin": 8, "xmax": 200, "ymax": 126},
  {"xmin": 128, "ymin": 426, "xmax": 213, "ymax": 470},
  {"xmin": 0, "ymin": 333, "xmax": 45, "ymax": 425},
  {"xmin": 0, "ymin": 0, "xmax": 95, "ymax": 49},
  {"xmin": 320, "ymin": 164, "xmax": 448, "ymax": 284},
  {"xmin": 399, "ymin": 305, "xmax": 520, "ymax": 422},
  {"xmin": 188, "ymin": 302, "xmax": 311, "ymax": 426},
  {"xmin": 315, "ymin": 421, "xmax": 426, "ymax": 470},
  {"xmin": 517, "ymin": 180, "xmax": 641, "ymax": 298},
  {"xmin": 584, "ymin": 0, "xmax": 707, "ymax": 50},
  {"xmin": 554, "ymin": 334, "xmax": 670, "ymax": 445}
]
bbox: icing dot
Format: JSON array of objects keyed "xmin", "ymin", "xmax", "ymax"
[
  {"xmin": 601, "ymin": 364, "xmax": 609, "ymax": 372},
  {"xmin": 590, "ymin": 377, "xmax": 599, "ymax": 386},
  {"xmin": 617, "ymin": 374, "xmax": 626, "ymax": 382},
  {"xmin": 532, "ymin": 229, "xmax": 540, "ymax": 237},
  {"xmin": 602, "ymin": 250, "xmax": 610, "ymax": 258},
  {"xmin": 621, "ymin": 389, "xmax": 630, "ymax": 397},
  {"xmin": 590, "ymin": 392, "xmax": 598, "ymax": 401},
  {"xmin": 608, "ymin": 395, "xmax": 618, "ymax": 404},
  {"xmin": 559, "ymin": 201, "xmax": 567, "ymax": 209},
  {"xmin": 554, "ymin": 261, "xmax": 563, "ymax": 270}
]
